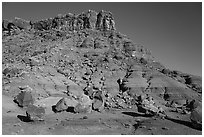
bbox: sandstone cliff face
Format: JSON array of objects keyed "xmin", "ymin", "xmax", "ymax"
[{"xmin": 3, "ymin": 10, "xmax": 115, "ymax": 32}]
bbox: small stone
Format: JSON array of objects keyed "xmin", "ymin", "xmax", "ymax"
[
  {"xmin": 82, "ymin": 116, "xmax": 88, "ymax": 119},
  {"xmin": 7, "ymin": 110, "xmax": 12, "ymax": 113},
  {"xmin": 139, "ymin": 125, "xmax": 146, "ymax": 128},
  {"xmin": 123, "ymin": 123, "xmax": 130, "ymax": 128},
  {"xmin": 48, "ymin": 127, "xmax": 54, "ymax": 130},
  {"xmin": 20, "ymin": 129, "xmax": 24, "ymax": 133},
  {"xmin": 13, "ymin": 123, "xmax": 21, "ymax": 127},
  {"xmin": 148, "ymin": 127, "xmax": 153, "ymax": 130},
  {"xmin": 162, "ymin": 127, "xmax": 169, "ymax": 130}
]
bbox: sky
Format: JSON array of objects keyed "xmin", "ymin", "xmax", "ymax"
[{"xmin": 2, "ymin": 2, "xmax": 202, "ymax": 76}]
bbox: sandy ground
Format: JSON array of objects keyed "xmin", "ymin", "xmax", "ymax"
[{"xmin": 2, "ymin": 95, "xmax": 201, "ymax": 135}]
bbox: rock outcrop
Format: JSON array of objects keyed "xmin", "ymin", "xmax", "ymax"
[{"xmin": 3, "ymin": 10, "xmax": 115, "ymax": 34}]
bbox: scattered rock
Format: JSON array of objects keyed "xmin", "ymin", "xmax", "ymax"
[
  {"xmin": 162, "ymin": 127, "xmax": 169, "ymax": 130},
  {"xmin": 81, "ymin": 116, "xmax": 88, "ymax": 119}
]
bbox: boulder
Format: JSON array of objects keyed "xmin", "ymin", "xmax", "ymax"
[
  {"xmin": 67, "ymin": 83, "xmax": 84, "ymax": 97},
  {"xmin": 14, "ymin": 90, "xmax": 34, "ymax": 107},
  {"xmin": 186, "ymin": 99, "xmax": 200, "ymax": 111},
  {"xmin": 137, "ymin": 96, "xmax": 162, "ymax": 115},
  {"xmin": 34, "ymin": 96, "xmax": 78, "ymax": 114},
  {"xmin": 190, "ymin": 107, "xmax": 202, "ymax": 130},
  {"xmin": 54, "ymin": 98, "xmax": 68, "ymax": 112},
  {"xmin": 80, "ymin": 37, "xmax": 94, "ymax": 48},
  {"xmin": 26, "ymin": 104, "xmax": 45, "ymax": 121},
  {"xmin": 74, "ymin": 94, "xmax": 92, "ymax": 113},
  {"xmin": 12, "ymin": 17, "xmax": 31, "ymax": 30},
  {"xmin": 92, "ymin": 90, "xmax": 104, "ymax": 111},
  {"xmin": 3, "ymin": 67, "xmax": 21, "ymax": 78},
  {"xmin": 123, "ymin": 41, "xmax": 136, "ymax": 55},
  {"xmin": 116, "ymin": 98, "xmax": 128, "ymax": 108},
  {"xmin": 2, "ymin": 19, "xmax": 9, "ymax": 30}
]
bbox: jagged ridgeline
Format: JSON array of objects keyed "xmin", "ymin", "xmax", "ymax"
[
  {"xmin": 3, "ymin": 10, "xmax": 116, "ymax": 31},
  {"xmin": 2, "ymin": 10, "xmax": 154, "ymax": 63}
]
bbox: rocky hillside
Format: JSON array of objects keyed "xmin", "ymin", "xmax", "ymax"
[{"xmin": 2, "ymin": 10, "xmax": 202, "ymax": 135}]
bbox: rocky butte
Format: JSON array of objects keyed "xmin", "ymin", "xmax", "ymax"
[{"xmin": 2, "ymin": 10, "xmax": 202, "ymax": 135}]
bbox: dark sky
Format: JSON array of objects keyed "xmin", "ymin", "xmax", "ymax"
[{"xmin": 2, "ymin": 2, "xmax": 202, "ymax": 76}]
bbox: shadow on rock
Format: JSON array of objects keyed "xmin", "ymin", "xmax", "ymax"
[
  {"xmin": 66, "ymin": 106, "xmax": 76, "ymax": 113},
  {"xmin": 52, "ymin": 105, "xmax": 58, "ymax": 113},
  {"xmin": 52, "ymin": 105, "xmax": 76, "ymax": 113},
  {"xmin": 17, "ymin": 115, "xmax": 32, "ymax": 122},
  {"xmin": 165, "ymin": 117, "xmax": 202, "ymax": 131},
  {"xmin": 122, "ymin": 111, "xmax": 153, "ymax": 117}
]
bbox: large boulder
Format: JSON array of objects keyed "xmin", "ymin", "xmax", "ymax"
[
  {"xmin": 67, "ymin": 83, "xmax": 84, "ymax": 97},
  {"xmin": 14, "ymin": 89, "xmax": 34, "ymax": 107},
  {"xmin": 137, "ymin": 96, "xmax": 164, "ymax": 115},
  {"xmin": 26, "ymin": 104, "xmax": 45, "ymax": 121},
  {"xmin": 3, "ymin": 67, "xmax": 22, "ymax": 78},
  {"xmin": 53, "ymin": 98, "xmax": 68, "ymax": 112},
  {"xmin": 74, "ymin": 94, "xmax": 92, "ymax": 113},
  {"xmin": 80, "ymin": 37, "xmax": 94, "ymax": 48},
  {"xmin": 34, "ymin": 96, "xmax": 78, "ymax": 114},
  {"xmin": 12, "ymin": 17, "xmax": 31, "ymax": 30},
  {"xmin": 92, "ymin": 90, "xmax": 104, "ymax": 112},
  {"xmin": 190, "ymin": 106, "xmax": 202, "ymax": 130}
]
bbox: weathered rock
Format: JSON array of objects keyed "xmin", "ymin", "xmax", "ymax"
[
  {"xmin": 14, "ymin": 90, "xmax": 34, "ymax": 107},
  {"xmin": 190, "ymin": 106, "xmax": 202, "ymax": 130},
  {"xmin": 184, "ymin": 75, "xmax": 202, "ymax": 92},
  {"xmin": 92, "ymin": 90, "xmax": 104, "ymax": 111},
  {"xmin": 34, "ymin": 96, "xmax": 78, "ymax": 114},
  {"xmin": 54, "ymin": 98, "xmax": 68, "ymax": 112},
  {"xmin": 12, "ymin": 17, "xmax": 31, "ymax": 30},
  {"xmin": 161, "ymin": 68, "xmax": 171, "ymax": 75},
  {"xmin": 137, "ymin": 96, "xmax": 163, "ymax": 115},
  {"xmin": 116, "ymin": 98, "xmax": 128, "ymax": 108},
  {"xmin": 21, "ymin": 10, "xmax": 115, "ymax": 32},
  {"xmin": 67, "ymin": 83, "xmax": 84, "ymax": 97},
  {"xmin": 2, "ymin": 19, "xmax": 9, "ymax": 30},
  {"xmin": 74, "ymin": 103, "xmax": 91, "ymax": 113},
  {"xmin": 74, "ymin": 94, "xmax": 92, "ymax": 113},
  {"xmin": 3, "ymin": 67, "xmax": 21, "ymax": 78},
  {"xmin": 96, "ymin": 10, "xmax": 116, "ymax": 31},
  {"xmin": 26, "ymin": 104, "xmax": 45, "ymax": 121},
  {"xmin": 186, "ymin": 99, "xmax": 201, "ymax": 111},
  {"xmin": 80, "ymin": 37, "xmax": 94, "ymax": 48},
  {"xmin": 78, "ymin": 10, "xmax": 97, "ymax": 29}
]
